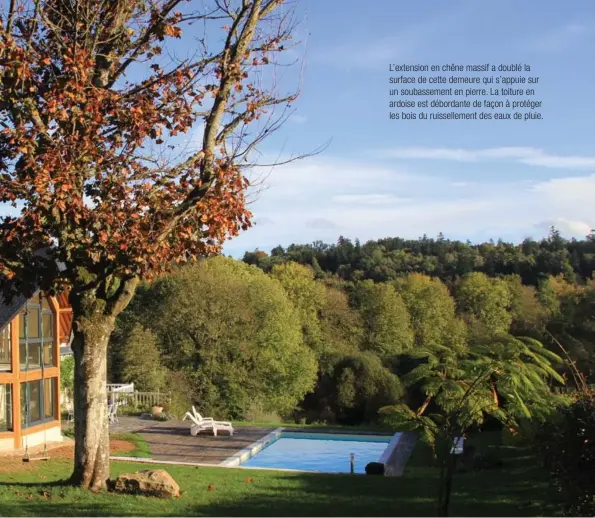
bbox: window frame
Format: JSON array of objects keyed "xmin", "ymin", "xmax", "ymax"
[
  {"xmin": 0, "ymin": 323, "xmax": 11, "ymax": 372},
  {"xmin": 0, "ymin": 383, "xmax": 13, "ymax": 432},
  {"xmin": 20, "ymin": 378, "xmax": 57, "ymax": 429},
  {"xmin": 19, "ymin": 294, "xmax": 55, "ymax": 371}
]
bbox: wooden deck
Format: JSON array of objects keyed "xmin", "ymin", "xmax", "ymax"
[
  {"xmin": 136, "ymin": 421, "xmax": 275, "ymax": 465},
  {"xmin": 63, "ymin": 417, "xmax": 276, "ymax": 465}
]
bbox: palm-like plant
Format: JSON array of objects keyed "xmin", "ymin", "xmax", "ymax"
[
  {"xmin": 471, "ymin": 334, "xmax": 565, "ymax": 424},
  {"xmin": 380, "ymin": 334, "xmax": 564, "ymax": 516}
]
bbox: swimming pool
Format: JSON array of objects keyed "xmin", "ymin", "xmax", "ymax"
[{"xmin": 240, "ymin": 432, "xmax": 395, "ymax": 474}]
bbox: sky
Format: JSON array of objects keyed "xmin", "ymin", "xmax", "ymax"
[
  {"xmin": 1, "ymin": 1, "xmax": 593, "ymax": 259},
  {"xmin": 222, "ymin": 0, "xmax": 595, "ymax": 257}
]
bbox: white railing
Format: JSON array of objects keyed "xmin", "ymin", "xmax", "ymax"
[
  {"xmin": 106, "ymin": 383, "xmax": 135, "ymax": 393},
  {"xmin": 107, "ymin": 390, "xmax": 170, "ymax": 408}
]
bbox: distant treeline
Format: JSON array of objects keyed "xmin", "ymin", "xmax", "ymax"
[{"xmin": 242, "ymin": 227, "xmax": 595, "ymax": 286}]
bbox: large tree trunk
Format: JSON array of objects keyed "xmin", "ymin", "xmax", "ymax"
[
  {"xmin": 68, "ymin": 277, "xmax": 138, "ymax": 490},
  {"xmin": 69, "ymin": 310, "xmax": 115, "ymax": 490}
]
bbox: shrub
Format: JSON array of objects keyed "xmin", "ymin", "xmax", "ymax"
[
  {"xmin": 243, "ymin": 400, "xmax": 282, "ymax": 423},
  {"xmin": 163, "ymin": 371, "xmax": 194, "ymax": 420},
  {"xmin": 534, "ymin": 391, "xmax": 595, "ymax": 516},
  {"xmin": 121, "ymin": 325, "xmax": 167, "ymax": 392},
  {"xmin": 60, "ymin": 355, "xmax": 75, "ymax": 399}
]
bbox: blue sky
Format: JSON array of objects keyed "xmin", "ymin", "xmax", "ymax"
[
  {"xmin": 2, "ymin": 1, "xmax": 593, "ymax": 259},
  {"xmin": 223, "ymin": 0, "xmax": 595, "ymax": 257}
]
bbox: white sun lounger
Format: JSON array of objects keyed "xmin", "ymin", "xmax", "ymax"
[{"xmin": 182, "ymin": 409, "xmax": 234, "ymax": 437}]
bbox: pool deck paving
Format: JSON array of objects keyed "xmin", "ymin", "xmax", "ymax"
[
  {"xmin": 137, "ymin": 421, "xmax": 274, "ymax": 465},
  {"xmin": 62, "ymin": 416, "xmax": 275, "ymax": 465}
]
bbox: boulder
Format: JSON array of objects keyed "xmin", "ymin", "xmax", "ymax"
[{"xmin": 113, "ymin": 469, "xmax": 180, "ymax": 498}]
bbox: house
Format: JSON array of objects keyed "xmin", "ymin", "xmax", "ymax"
[{"xmin": 0, "ymin": 290, "xmax": 72, "ymax": 452}]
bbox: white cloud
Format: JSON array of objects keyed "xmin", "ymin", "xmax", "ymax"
[
  {"xmin": 531, "ymin": 174, "xmax": 595, "ymax": 206},
  {"xmin": 332, "ymin": 194, "xmax": 411, "ymax": 205},
  {"xmin": 374, "ymin": 146, "xmax": 595, "ymax": 170},
  {"xmin": 226, "ymin": 156, "xmax": 595, "ymax": 254},
  {"xmin": 535, "ymin": 218, "xmax": 592, "ymax": 236}
]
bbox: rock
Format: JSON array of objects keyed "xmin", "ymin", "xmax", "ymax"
[
  {"xmin": 365, "ymin": 462, "xmax": 385, "ymax": 475},
  {"xmin": 113, "ymin": 469, "xmax": 180, "ymax": 498}
]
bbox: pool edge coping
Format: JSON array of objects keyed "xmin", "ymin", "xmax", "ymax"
[
  {"xmin": 378, "ymin": 432, "xmax": 402, "ymax": 476},
  {"xmin": 220, "ymin": 428, "xmax": 406, "ymax": 474},
  {"xmin": 110, "ymin": 429, "xmax": 416, "ymax": 477},
  {"xmin": 219, "ymin": 427, "xmax": 285, "ymax": 467}
]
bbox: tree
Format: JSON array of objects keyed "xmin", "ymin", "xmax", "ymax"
[
  {"xmin": 455, "ymin": 272, "xmax": 512, "ymax": 337},
  {"xmin": 0, "ymin": 0, "xmax": 302, "ymax": 489},
  {"xmin": 270, "ymin": 262, "xmax": 326, "ymax": 353},
  {"xmin": 539, "ymin": 276, "xmax": 595, "ymax": 382},
  {"xmin": 504, "ymin": 275, "xmax": 548, "ymax": 334},
  {"xmin": 117, "ymin": 256, "xmax": 318, "ymax": 420},
  {"xmin": 380, "ymin": 334, "xmax": 564, "ymax": 517},
  {"xmin": 317, "ymin": 284, "xmax": 362, "ymax": 371},
  {"xmin": 306, "ymin": 351, "xmax": 402, "ymax": 425},
  {"xmin": 121, "ymin": 324, "xmax": 166, "ymax": 392},
  {"xmin": 395, "ymin": 273, "xmax": 466, "ymax": 351},
  {"xmin": 331, "ymin": 352, "xmax": 402, "ymax": 424},
  {"xmin": 352, "ymin": 280, "xmax": 414, "ymax": 357}
]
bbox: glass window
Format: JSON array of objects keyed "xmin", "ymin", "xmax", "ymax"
[
  {"xmin": 21, "ymin": 380, "xmax": 42, "ymax": 425},
  {"xmin": 19, "ymin": 309, "xmax": 40, "ymax": 339},
  {"xmin": 28, "ymin": 308, "xmax": 39, "ymax": 339},
  {"xmin": 20, "ymin": 342, "xmax": 41, "ymax": 370},
  {"xmin": 43, "ymin": 341, "xmax": 54, "ymax": 367},
  {"xmin": 0, "ymin": 324, "xmax": 10, "ymax": 372},
  {"xmin": 42, "ymin": 313, "xmax": 53, "ymax": 339},
  {"xmin": 0, "ymin": 384, "xmax": 12, "ymax": 431},
  {"xmin": 44, "ymin": 379, "xmax": 55, "ymax": 419},
  {"xmin": 20, "ymin": 293, "xmax": 57, "ymax": 371},
  {"xmin": 20, "ymin": 379, "xmax": 56, "ymax": 428}
]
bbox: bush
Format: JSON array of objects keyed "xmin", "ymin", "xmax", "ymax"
[
  {"xmin": 534, "ymin": 391, "xmax": 595, "ymax": 516},
  {"xmin": 243, "ymin": 400, "xmax": 282, "ymax": 423},
  {"xmin": 116, "ymin": 404, "xmax": 151, "ymax": 416},
  {"xmin": 121, "ymin": 325, "xmax": 167, "ymax": 392},
  {"xmin": 331, "ymin": 352, "xmax": 403, "ymax": 425},
  {"xmin": 163, "ymin": 371, "xmax": 194, "ymax": 419},
  {"xmin": 60, "ymin": 355, "xmax": 75, "ymax": 399}
]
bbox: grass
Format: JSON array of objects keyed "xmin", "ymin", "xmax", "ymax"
[
  {"xmin": 110, "ymin": 433, "xmax": 152, "ymax": 459},
  {"xmin": 0, "ymin": 431, "xmax": 557, "ymax": 516},
  {"xmin": 60, "ymin": 428, "xmax": 151, "ymax": 458}
]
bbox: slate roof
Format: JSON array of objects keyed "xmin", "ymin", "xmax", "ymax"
[{"xmin": 0, "ymin": 292, "xmax": 28, "ymax": 330}]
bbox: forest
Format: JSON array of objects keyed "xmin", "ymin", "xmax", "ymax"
[{"xmin": 108, "ymin": 228, "xmax": 595, "ymax": 426}]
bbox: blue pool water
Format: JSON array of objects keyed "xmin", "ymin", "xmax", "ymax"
[{"xmin": 241, "ymin": 432, "xmax": 395, "ymax": 474}]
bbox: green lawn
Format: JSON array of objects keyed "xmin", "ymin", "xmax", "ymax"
[
  {"xmin": 60, "ymin": 429, "xmax": 152, "ymax": 459},
  {"xmin": 110, "ymin": 433, "xmax": 152, "ymax": 459},
  {"xmin": 0, "ymin": 432, "xmax": 557, "ymax": 517}
]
